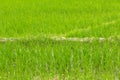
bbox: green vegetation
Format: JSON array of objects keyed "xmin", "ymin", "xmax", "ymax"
[{"xmin": 0, "ymin": 0, "xmax": 120, "ymax": 79}]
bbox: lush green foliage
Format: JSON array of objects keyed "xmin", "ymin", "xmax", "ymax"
[
  {"xmin": 0, "ymin": 0, "xmax": 120, "ymax": 79},
  {"xmin": 0, "ymin": 0, "xmax": 120, "ymax": 37}
]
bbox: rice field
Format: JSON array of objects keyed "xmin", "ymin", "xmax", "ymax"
[{"xmin": 0, "ymin": 0, "xmax": 120, "ymax": 80}]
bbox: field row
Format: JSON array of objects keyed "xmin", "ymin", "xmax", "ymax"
[{"xmin": 0, "ymin": 39, "xmax": 120, "ymax": 79}]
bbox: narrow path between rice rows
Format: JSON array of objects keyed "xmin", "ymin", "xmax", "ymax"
[{"xmin": 0, "ymin": 16, "xmax": 120, "ymax": 43}]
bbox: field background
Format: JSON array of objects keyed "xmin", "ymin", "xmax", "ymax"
[{"xmin": 0, "ymin": 0, "xmax": 120, "ymax": 80}]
